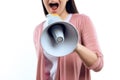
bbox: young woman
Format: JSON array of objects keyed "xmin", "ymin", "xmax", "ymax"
[{"xmin": 33, "ymin": 0, "xmax": 104, "ymax": 80}]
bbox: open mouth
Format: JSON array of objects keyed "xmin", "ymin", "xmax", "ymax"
[{"xmin": 49, "ymin": 3, "xmax": 59, "ymax": 10}]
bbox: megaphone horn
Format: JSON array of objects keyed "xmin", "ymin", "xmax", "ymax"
[{"xmin": 40, "ymin": 21, "xmax": 79, "ymax": 57}]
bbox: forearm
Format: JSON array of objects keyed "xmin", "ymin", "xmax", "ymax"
[{"xmin": 75, "ymin": 43, "xmax": 98, "ymax": 67}]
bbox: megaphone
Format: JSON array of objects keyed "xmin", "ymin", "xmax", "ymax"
[{"xmin": 40, "ymin": 15, "xmax": 79, "ymax": 57}]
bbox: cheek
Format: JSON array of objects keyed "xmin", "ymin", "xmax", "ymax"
[
  {"xmin": 43, "ymin": 0, "xmax": 48, "ymax": 7},
  {"xmin": 60, "ymin": 2, "xmax": 66, "ymax": 10},
  {"xmin": 43, "ymin": 0, "xmax": 49, "ymax": 10},
  {"xmin": 61, "ymin": 0, "xmax": 68, "ymax": 8}
]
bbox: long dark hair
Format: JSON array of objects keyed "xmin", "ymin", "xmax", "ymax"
[{"xmin": 42, "ymin": 0, "xmax": 79, "ymax": 16}]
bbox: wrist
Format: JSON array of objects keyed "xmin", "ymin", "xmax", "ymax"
[{"xmin": 75, "ymin": 43, "xmax": 82, "ymax": 52}]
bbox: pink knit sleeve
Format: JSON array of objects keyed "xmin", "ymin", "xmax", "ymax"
[
  {"xmin": 33, "ymin": 23, "xmax": 43, "ymax": 57},
  {"xmin": 81, "ymin": 15, "xmax": 103, "ymax": 72}
]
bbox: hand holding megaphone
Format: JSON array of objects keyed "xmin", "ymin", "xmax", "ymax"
[{"xmin": 41, "ymin": 14, "xmax": 79, "ymax": 57}]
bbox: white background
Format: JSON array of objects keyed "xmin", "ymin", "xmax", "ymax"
[{"xmin": 0, "ymin": 0, "xmax": 120, "ymax": 80}]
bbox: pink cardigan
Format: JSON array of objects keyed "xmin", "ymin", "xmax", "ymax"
[{"xmin": 33, "ymin": 14, "xmax": 103, "ymax": 80}]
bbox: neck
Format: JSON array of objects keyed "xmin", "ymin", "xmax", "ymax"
[{"xmin": 59, "ymin": 10, "xmax": 69, "ymax": 20}]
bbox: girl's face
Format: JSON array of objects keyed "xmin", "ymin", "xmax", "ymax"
[{"xmin": 43, "ymin": 0, "xmax": 68, "ymax": 16}]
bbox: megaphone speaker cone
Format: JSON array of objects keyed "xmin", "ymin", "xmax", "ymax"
[{"xmin": 40, "ymin": 21, "xmax": 79, "ymax": 57}]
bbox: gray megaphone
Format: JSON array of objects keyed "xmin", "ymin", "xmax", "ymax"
[{"xmin": 40, "ymin": 14, "xmax": 79, "ymax": 57}]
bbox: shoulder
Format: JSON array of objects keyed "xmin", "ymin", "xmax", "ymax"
[
  {"xmin": 71, "ymin": 13, "xmax": 93, "ymax": 26},
  {"xmin": 70, "ymin": 13, "xmax": 92, "ymax": 27},
  {"xmin": 33, "ymin": 21, "xmax": 45, "ymax": 36},
  {"xmin": 34, "ymin": 22, "xmax": 44, "ymax": 32},
  {"xmin": 33, "ymin": 21, "xmax": 45, "ymax": 41},
  {"xmin": 72, "ymin": 13, "xmax": 91, "ymax": 20}
]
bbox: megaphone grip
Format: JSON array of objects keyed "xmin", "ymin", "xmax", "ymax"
[{"xmin": 51, "ymin": 25, "xmax": 64, "ymax": 43}]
